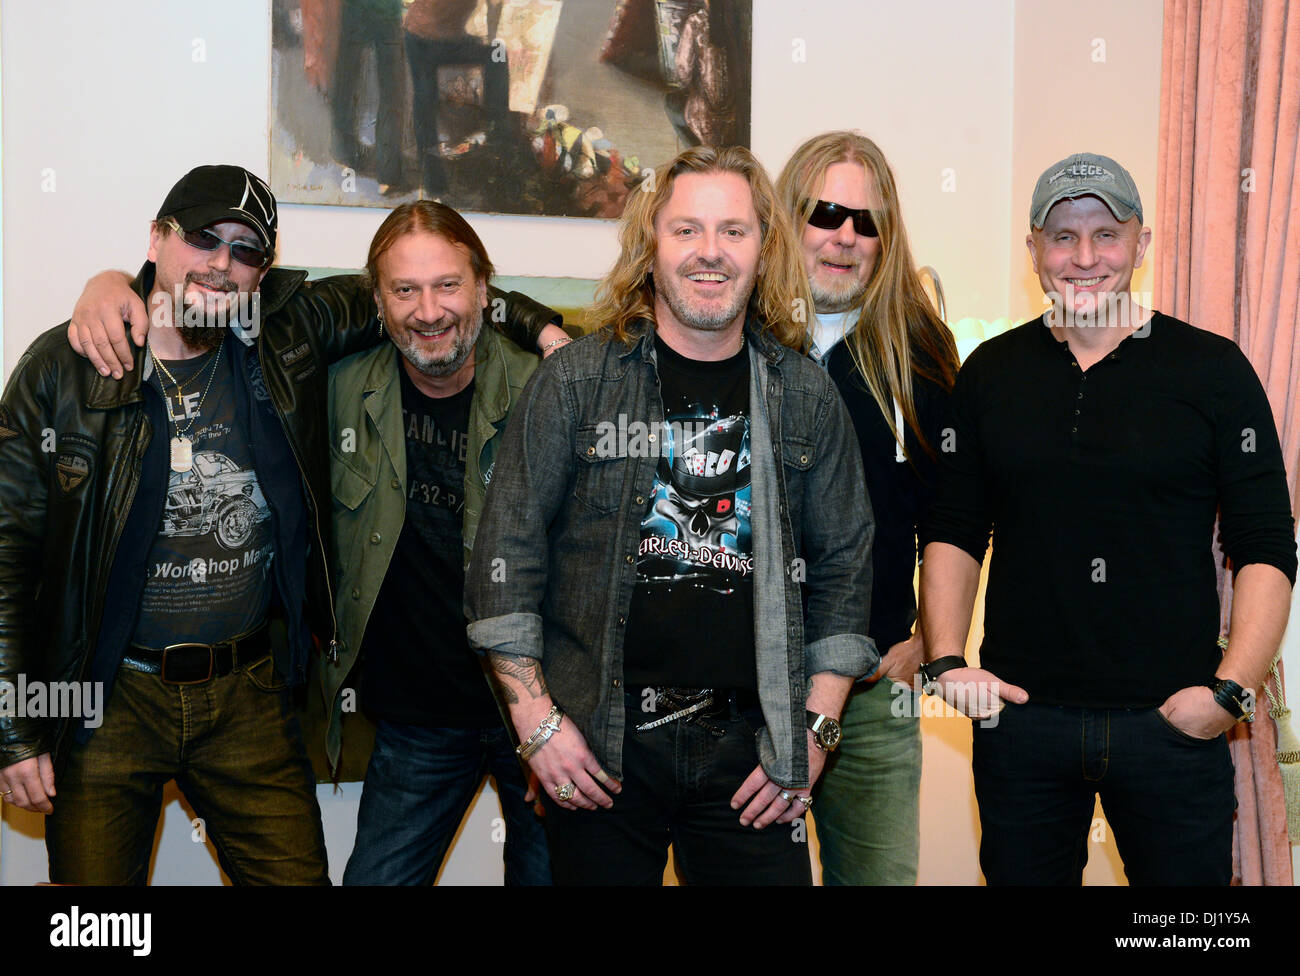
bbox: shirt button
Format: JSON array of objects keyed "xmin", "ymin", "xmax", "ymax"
[
  {"xmin": 370, "ymin": 532, "xmax": 382, "ymax": 544},
  {"xmin": 626, "ymin": 554, "xmax": 634, "ymax": 564},
  {"xmin": 1076, "ymin": 392, "xmax": 1083, "ymax": 399},
  {"xmin": 351, "ymin": 588, "xmax": 361, "ymax": 599},
  {"xmin": 613, "ymin": 678, "xmax": 622, "ymax": 688},
  {"xmin": 391, "ymin": 478, "xmax": 400, "ymax": 489},
  {"xmin": 586, "ymin": 445, "xmax": 596, "ymax": 456},
  {"xmin": 1071, "ymin": 426, "xmax": 1078, "ymax": 433},
  {"xmin": 1074, "ymin": 409, "xmax": 1080, "ymax": 415},
  {"xmin": 800, "ymin": 454, "xmax": 809, "ymax": 464},
  {"xmin": 618, "ymin": 616, "xmax": 626, "ymax": 626},
  {"xmin": 1110, "ymin": 353, "xmax": 1117, "ymax": 360},
  {"xmin": 635, "ymin": 495, "xmax": 645, "ymax": 506},
  {"xmin": 648, "ymin": 433, "xmax": 656, "ymax": 442}
]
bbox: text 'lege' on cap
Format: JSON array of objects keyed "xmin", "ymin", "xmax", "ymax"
[{"xmin": 1030, "ymin": 152, "xmax": 1143, "ymax": 229}]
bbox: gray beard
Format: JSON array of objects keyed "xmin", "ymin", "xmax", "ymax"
[
  {"xmin": 810, "ymin": 276, "xmax": 867, "ymax": 316},
  {"xmin": 395, "ymin": 310, "xmax": 483, "ymax": 377}
]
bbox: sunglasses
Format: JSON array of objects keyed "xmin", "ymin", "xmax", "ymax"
[
  {"xmin": 163, "ymin": 218, "xmax": 272, "ymax": 269},
  {"xmin": 803, "ymin": 200, "xmax": 880, "ymax": 238}
]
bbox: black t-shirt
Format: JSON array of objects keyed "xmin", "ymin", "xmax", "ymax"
[
  {"xmin": 360, "ymin": 367, "xmax": 499, "ymax": 728},
  {"xmin": 134, "ymin": 346, "xmax": 274, "ymax": 647},
  {"xmin": 623, "ymin": 334, "xmax": 757, "ymax": 691}
]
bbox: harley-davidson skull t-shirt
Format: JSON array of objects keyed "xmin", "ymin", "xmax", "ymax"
[
  {"xmin": 132, "ymin": 346, "xmax": 274, "ymax": 649},
  {"xmin": 623, "ymin": 333, "xmax": 757, "ymax": 692}
]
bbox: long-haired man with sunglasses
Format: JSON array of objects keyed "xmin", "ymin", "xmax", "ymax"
[{"xmin": 775, "ymin": 132, "xmax": 960, "ymax": 885}]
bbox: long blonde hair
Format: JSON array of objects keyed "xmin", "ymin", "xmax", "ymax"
[
  {"xmin": 587, "ymin": 145, "xmax": 812, "ymax": 351},
  {"xmin": 777, "ymin": 132, "xmax": 958, "ymax": 458}
]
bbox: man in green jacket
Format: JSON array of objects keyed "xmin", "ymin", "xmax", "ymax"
[{"xmin": 329, "ymin": 201, "xmax": 554, "ymax": 884}]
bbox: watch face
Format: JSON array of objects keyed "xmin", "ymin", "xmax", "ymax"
[{"xmin": 819, "ymin": 718, "xmax": 842, "ymax": 750}]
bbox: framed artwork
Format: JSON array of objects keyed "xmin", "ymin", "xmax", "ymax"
[{"xmin": 271, "ymin": 0, "xmax": 753, "ymax": 218}]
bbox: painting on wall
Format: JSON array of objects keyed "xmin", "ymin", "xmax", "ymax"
[{"xmin": 270, "ymin": 0, "xmax": 753, "ymax": 219}]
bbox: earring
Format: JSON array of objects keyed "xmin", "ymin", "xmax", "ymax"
[{"xmin": 377, "ymin": 309, "xmax": 385, "ymax": 336}]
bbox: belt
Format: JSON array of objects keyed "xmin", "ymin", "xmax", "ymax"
[
  {"xmin": 626, "ymin": 686, "xmax": 760, "ymax": 734},
  {"xmin": 122, "ymin": 622, "xmax": 272, "ymax": 685}
]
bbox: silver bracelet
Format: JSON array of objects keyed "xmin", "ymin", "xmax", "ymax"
[
  {"xmin": 540, "ymin": 336, "xmax": 572, "ymax": 353},
  {"xmin": 517, "ymin": 705, "xmax": 564, "ymax": 760}
]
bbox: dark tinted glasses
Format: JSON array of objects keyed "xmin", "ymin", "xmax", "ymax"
[
  {"xmin": 803, "ymin": 200, "xmax": 880, "ymax": 238},
  {"xmin": 164, "ymin": 218, "xmax": 272, "ymax": 269}
]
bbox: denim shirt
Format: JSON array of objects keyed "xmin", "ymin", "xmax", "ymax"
[{"xmin": 466, "ymin": 318, "xmax": 878, "ymax": 788}]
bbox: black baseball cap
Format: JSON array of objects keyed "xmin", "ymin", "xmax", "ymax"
[{"xmin": 156, "ymin": 165, "xmax": 278, "ymax": 251}]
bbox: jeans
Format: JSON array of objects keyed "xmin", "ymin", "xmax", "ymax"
[
  {"xmin": 46, "ymin": 657, "xmax": 329, "ymax": 885},
  {"xmin": 541, "ymin": 693, "xmax": 813, "ymax": 885},
  {"xmin": 343, "ymin": 720, "xmax": 552, "ymax": 885},
  {"xmin": 813, "ymin": 680, "xmax": 921, "ymax": 884},
  {"xmin": 972, "ymin": 701, "xmax": 1235, "ymax": 885}
]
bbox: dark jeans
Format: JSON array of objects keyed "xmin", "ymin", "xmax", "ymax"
[
  {"xmin": 46, "ymin": 657, "xmax": 329, "ymax": 885},
  {"xmin": 542, "ymin": 693, "xmax": 813, "ymax": 885},
  {"xmin": 972, "ymin": 701, "xmax": 1235, "ymax": 885},
  {"xmin": 343, "ymin": 720, "xmax": 552, "ymax": 885}
]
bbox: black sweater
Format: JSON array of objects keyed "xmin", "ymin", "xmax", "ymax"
[{"xmin": 925, "ymin": 313, "xmax": 1297, "ymax": 707}]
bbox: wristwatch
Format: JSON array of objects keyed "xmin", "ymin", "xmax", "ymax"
[
  {"xmin": 1207, "ymin": 678, "xmax": 1254, "ymax": 723},
  {"xmin": 919, "ymin": 656, "xmax": 967, "ymax": 695},
  {"xmin": 806, "ymin": 711, "xmax": 842, "ymax": 752}
]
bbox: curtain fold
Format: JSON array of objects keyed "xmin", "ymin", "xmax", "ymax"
[{"xmin": 1157, "ymin": 0, "xmax": 1300, "ymax": 886}]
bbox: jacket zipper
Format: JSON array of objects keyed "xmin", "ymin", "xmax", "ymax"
[{"xmin": 262, "ymin": 336, "xmax": 339, "ymax": 665}]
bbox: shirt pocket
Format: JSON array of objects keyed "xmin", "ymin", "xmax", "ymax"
[
  {"xmin": 573, "ymin": 423, "xmax": 628, "ymax": 514},
  {"xmin": 330, "ymin": 447, "xmax": 378, "ymax": 512}
]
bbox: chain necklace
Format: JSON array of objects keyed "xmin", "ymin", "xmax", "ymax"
[{"xmin": 148, "ymin": 342, "xmax": 224, "ymax": 473}]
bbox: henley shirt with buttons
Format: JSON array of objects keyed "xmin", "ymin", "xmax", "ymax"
[{"xmin": 925, "ymin": 312, "xmax": 1297, "ymax": 707}]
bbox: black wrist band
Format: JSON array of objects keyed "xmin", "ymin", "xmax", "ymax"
[
  {"xmin": 1208, "ymin": 678, "xmax": 1252, "ymax": 721},
  {"xmin": 920, "ymin": 656, "xmax": 967, "ymax": 682}
]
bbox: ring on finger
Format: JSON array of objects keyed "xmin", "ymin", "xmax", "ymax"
[
  {"xmin": 555, "ymin": 782, "xmax": 576, "ymax": 801},
  {"xmin": 0, "ymin": 789, "xmax": 12, "ymax": 797},
  {"xmin": 796, "ymin": 794, "xmax": 813, "ymax": 809},
  {"xmin": 780, "ymin": 789, "xmax": 793, "ymax": 802}
]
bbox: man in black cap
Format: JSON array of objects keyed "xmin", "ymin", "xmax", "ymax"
[
  {"xmin": 920, "ymin": 152, "xmax": 1295, "ymax": 885},
  {"xmin": 0, "ymin": 164, "xmax": 382, "ymax": 883}
]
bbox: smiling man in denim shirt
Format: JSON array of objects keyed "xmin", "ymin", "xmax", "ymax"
[{"xmin": 466, "ymin": 145, "xmax": 878, "ymax": 885}]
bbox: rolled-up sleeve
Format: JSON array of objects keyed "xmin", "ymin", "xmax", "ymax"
[
  {"xmin": 801, "ymin": 384, "xmax": 879, "ymax": 680},
  {"xmin": 465, "ymin": 353, "xmax": 578, "ymax": 660}
]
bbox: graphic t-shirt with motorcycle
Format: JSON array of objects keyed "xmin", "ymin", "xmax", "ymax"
[{"xmin": 132, "ymin": 347, "xmax": 274, "ymax": 648}]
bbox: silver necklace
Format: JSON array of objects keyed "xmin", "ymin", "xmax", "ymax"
[{"xmin": 148, "ymin": 343, "xmax": 224, "ymax": 473}]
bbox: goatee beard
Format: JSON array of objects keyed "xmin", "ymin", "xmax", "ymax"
[{"xmin": 175, "ymin": 321, "xmax": 225, "ymax": 353}]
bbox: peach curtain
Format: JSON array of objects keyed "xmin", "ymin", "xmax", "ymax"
[{"xmin": 1157, "ymin": 0, "xmax": 1299, "ymax": 886}]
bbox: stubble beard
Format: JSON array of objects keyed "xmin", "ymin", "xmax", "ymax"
[{"xmin": 659, "ymin": 264, "xmax": 754, "ymax": 333}]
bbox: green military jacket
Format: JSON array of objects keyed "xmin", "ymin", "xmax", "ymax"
[{"xmin": 323, "ymin": 325, "xmax": 539, "ymax": 774}]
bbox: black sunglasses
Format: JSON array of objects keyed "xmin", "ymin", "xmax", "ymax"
[
  {"xmin": 803, "ymin": 200, "xmax": 880, "ymax": 238},
  {"xmin": 165, "ymin": 218, "xmax": 272, "ymax": 269}
]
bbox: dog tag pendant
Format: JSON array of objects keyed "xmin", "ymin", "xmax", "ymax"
[{"xmin": 170, "ymin": 436, "xmax": 193, "ymax": 473}]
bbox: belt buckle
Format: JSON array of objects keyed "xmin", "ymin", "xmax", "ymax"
[{"xmin": 160, "ymin": 642, "xmax": 215, "ymax": 685}]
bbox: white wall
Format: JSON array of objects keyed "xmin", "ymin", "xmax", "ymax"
[{"xmin": 4, "ymin": 0, "xmax": 1250, "ymax": 887}]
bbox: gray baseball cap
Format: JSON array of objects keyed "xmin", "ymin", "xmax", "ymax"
[{"xmin": 1030, "ymin": 152, "xmax": 1143, "ymax": 228}]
